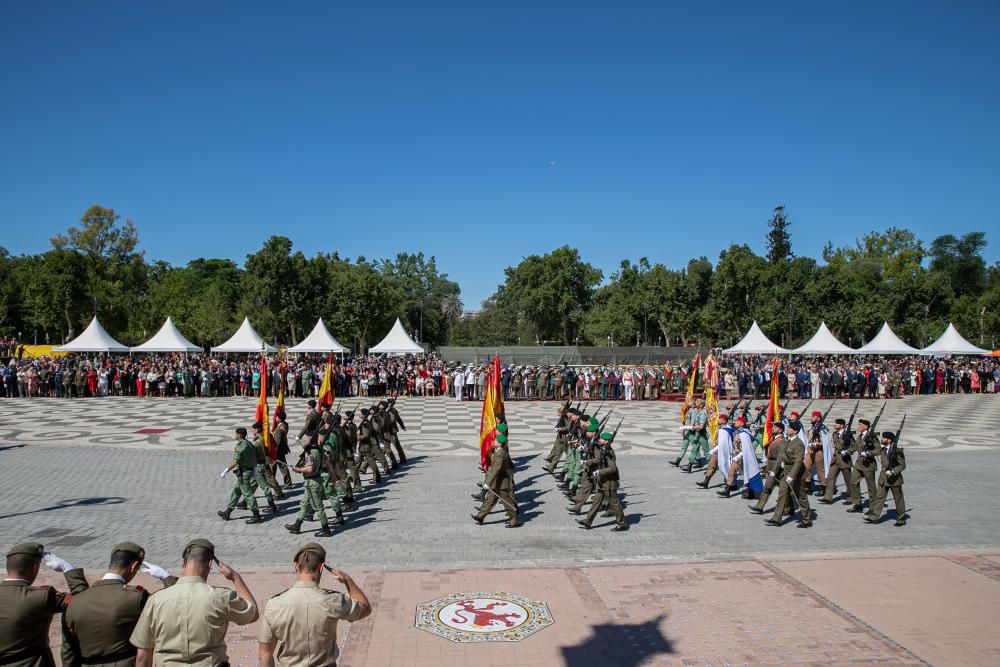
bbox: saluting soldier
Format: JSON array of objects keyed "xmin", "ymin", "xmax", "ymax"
[
  {"xmin": 576, "ymin": 431, "xmax": 629, "ymax": 532},
  {"xmin": 819, "ymin": 418, "xmax": 854, "ymax": 505},
  {"xmin": 765, "ymin": 422, "xmax": 813, "ymax": 528},
  {"xmin": 61, "ymin": 543, "xmax": 175, "ymax": 667},
  {"xmin": 865, "ymin": 431, "xmax": 908, "ymax": 526},
  {"xmin": 130, "ymin": 540, "xmax": 257, "ymax": 667},
  {"xmin": 847, "ymin": 419, "xmax": 878, "ymax": 514},
  {"xmin": 0, "ymin": 543, "xmax": 88, "ymax": 667},
  {"xmin": 258, "ymin": 544, "xmax": 371, "ymax": 667},
  {"xmin": 218, "ymin": 427, "xmax": 264, "ymax": 524}
]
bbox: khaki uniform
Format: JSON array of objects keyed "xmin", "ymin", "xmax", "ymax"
[
  {"xmin": 822, "ymin": 429, "xmax": 854, "ymax": 502},
  {"xmin": 0, "ymin": 570, "xmax": 88, "ymax": 667},
  {"xmin": 298, "ymin": 409, "xmax": 321, "ymax": 440},
  {"xmin": 259, "ymin": 581, "xmax": 366, "ymax": 666},
  {"xmin": 475, "ymin": 444, "xmax": 518, "ymax": 525},
  {"xmin": 849, "ymin": 429, "xmax": 879, "ymax": 509},
  {"xmin": 867, "ymin": 447, "xmax": 907, "ymax": 520},
  {"xmin": 227, "ymin": 439, "xmax": 259, "ymax": 512},
  {"xmin": 771, "ymin": 435, "xmax": 811, "ymax": 525},
  {"xmin": 129, "ymin": 576, "xmax": 257, "ymax": 667},
  {"xmin": 62, "ymin": 575, "xmax": 177, "ymax": 667},
  {"xmin": 752, "ymin": 436, "xmax": 789, "ymax": 512},
  {"xmin": 584, "ymin": 445, "xmax": 627, "ymax": 529}
]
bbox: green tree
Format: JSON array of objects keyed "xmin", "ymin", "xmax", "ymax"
[
  {"xmin": 929, "ymin": 232, "xmax": 988, "ymax": 298},
  {"xmin": 765, "ymin": 205, "xmax": 793, "ymax": 263},
  {"xmin": 440, "ymin": 292, "xmax": 464, "ymax": 344}
]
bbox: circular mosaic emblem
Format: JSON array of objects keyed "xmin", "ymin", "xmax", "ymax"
[{"xmin": 415, "ymin": 591, "xmax": 553, "ymax": 642}]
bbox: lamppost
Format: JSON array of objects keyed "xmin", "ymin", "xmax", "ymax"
[
  {"xmin": 922, "ymin": 303, "xmax": 930, "ymax": 348},
  {"xmin": 636, "ymin": 330, "xmax": 640, "ymax": 347},
  {"xmin": 642, "ymin": 302, "xmax": 649, "ymax": 344},
  {"xmin": 981, "ymin": 306, "xmax": 986, "ymax": 345}
]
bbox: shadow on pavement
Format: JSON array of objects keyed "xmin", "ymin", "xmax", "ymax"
[
  {"xmin": 561, "ymin": 616, "xmax": 672, "ymax": 666},
  {"xmin": 0, "ymin": 496, "xmax": 126, "ymax": 521}
]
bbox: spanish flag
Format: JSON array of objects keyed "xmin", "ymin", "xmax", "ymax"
[
  {"xmin": 255, "ymin": 354, "xmax": 274, "ymax": 458},
  {"xmin": 272, "ymin": 356, "xmax": 286, "ymax": 432},
  {"xmin": 763, "ymin": 361, "xmax": 781, "ymax": 447},
  {"xmin": 680, "ymin": 353, "xmax": 700, "ymax": 425},
  {"xmin": 704, "ymin": 355, "xmax": 720, "ymax": 445},
  {"xmin": 317, "ymin": 352, "xmax": 334, "ymax": 409},
  {"xmin": 478, "ymin": 355, "xmax": 504, "ymax": 470}
]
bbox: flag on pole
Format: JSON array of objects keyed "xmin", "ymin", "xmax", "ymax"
[
  {"xmin": 255, "ymin": 354, "xmax": 274, "ymax": 458},
  {"xmin": 680, "ymin": 353, "xmax": 700, "ymax": 425},
  {"xmin": 478, "ymin": 355, "xmax": 504, "ymax": 470},
  {"xmin": 763, "ymin": 361, "xmax": 781, "ymax": 447},
  {"xmin": 272, "ymin": 356, "xmax": 286, "ymax": 432},
  {"xmin": 317, "ymin": 352, "xmax": 334, "ymax": 409},
  {"xmin": 704, "ymin": 355, "xmax": 720, "ymax": 445}
]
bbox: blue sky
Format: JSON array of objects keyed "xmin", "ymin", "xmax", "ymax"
[{"xmin": 2, "ymin": 1, "xmax": 998, "ymax": 307}]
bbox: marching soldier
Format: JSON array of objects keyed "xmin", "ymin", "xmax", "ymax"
[
  {"xmin": 218, "ymin": 427, "xmax": 264, "ymax": 524},
  {"xmin": 748, "ymin": 421, "xmax": 795, "ymax": 518},
  {"xmin": 286, "ymin": 433, "xmax": 335, "ymax": 537},
  {"xmin": 577, "ymin": 431, "xmax": 629, "ymax": 532},
  {"xmin": 385, "ymin": 398, "xmax": 408, "ymax": 464},
  {"xmin": 372, "ymin": 404, "xmax": 399, "ymax": 470},
  {"xmin": 297, "ymin": 399, "xmax": 321, "ymax": 440},
  {"xmin": 472, "ymin": 434, "xmax": 520, "ymax": 527},
  {"xmin": 671, "ymin": 399, "xmax": 699, "ymax": 470},
  {"xmin": 251, "ymin": 422, "xmax": 283, "ymax": 507},
  {"xmin": 272, "ymin": 410, "xmax": 293, "ymax": 490},
  {"xmin": 847, "ymin": 419, "xmax": 878, "ymax": 514},
  {"xmin": 696, "ymin": 413, "xmax": 732, "ymax": 489},
  {"xmin": 1, "ymin": 543, "xmax": 88, "ymax": 667},
  {"xmin": 355, "ymin": 409, "xmax": 388, "ymax": 480},
  {"xmin": 61, "ymin": 543, "xmax": 175, "ymax": 667},
  {"xmin": 804, "ymin": 410, "xmax": 830, "ymax": 496},
  {"xmin": 765, "ymin": 422, "xmax": 812, "ymax": 528},
  {"xmin": 865, "ymin": 430, "xmax": 907, "ymax": 526},
  {"xmin": 819, "ymin": 418, "xmax": 854, "ymax": 505},
  {"xmin": 544, "ymin": 402, "xmax": 571, "ymax": 474}
]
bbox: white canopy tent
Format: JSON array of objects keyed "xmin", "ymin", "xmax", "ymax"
[
  {"xmin": 792, "ymin": 322, "xmax": 857, "ymax": 355},
  {"xmin": 210, "ymin": 317, "xmax": 278, "ymax": 353},
  {"xmin": 54, "ymin": 316, "xmax": 130, "ymax": 354},
  {"xmin": 369, "ymin": 318, "xmax": 424, "ymax": 355},
  {"xmin": 920, "ymin": 322, "xmax": 989, "ymax": 355},
  {"xmin": 288, "ymin": 318, "xmax": 349, "ymax": 354},
  {"xmin": 723, "ymin": 321, "xmax": 788, "ymax": 355},
  {"xmin": 856, "ymin": 322, "xmax": 919, "ymax": 355},
  {"xmin": 131, "ymin": 316, "xmax": 203, "ymax": 353}
]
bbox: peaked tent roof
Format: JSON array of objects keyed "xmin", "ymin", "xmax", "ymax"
[
  {"xmin": 210, "ymin": 317, "xmax": 277, "ymax": 353},
  {"xmin": 369, "ymin": 318, "xmax": 424, "ymax": 355},
  {"xmin": 856, "ymin": 322, "xmax": 919, "ymax": 355},
  {"xmin": 792, "ymin": 322, "xmax": 857, "ymax": 355},
  {"xmin": 54, "ymin": 316, "xmax": 130, "ymax": 353},
  {"xmin": 288, "ymin": 318, "xmax": 349, "ymax": 353},
  {"xmin": 131, "ymin": 316, "xmax": 204, "ymax": 353},
  {"xmin": 920, "ymin": 322, "xmax": 989, "ymax": 355},
  {"xmin": 723, "ymin": 321, "xmax": 788, "ymax": 355}
]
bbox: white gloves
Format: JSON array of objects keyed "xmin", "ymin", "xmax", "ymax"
[
  {"xmin": 785, "ymin": 476, "xmax": 793, "ymax": 485},
  {"xmin": 886, "ymin": 470, "xmax": 894, "ymax": 477},
  {"xmin": 219, "ymin": 467, "xmax": 229, "ymax": 478},
  {"xmin": 767, "ymin": 471, "xmax": 775, "ymax": 479},
  {"xmin": 141, "ymin": 562, "xmax": 170, "ymax": 579},
  {"xmin": 43, "ymin": 552, "xmax": 74, "ymax": 572}
]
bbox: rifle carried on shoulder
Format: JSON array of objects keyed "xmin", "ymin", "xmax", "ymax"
[{"xmin": 860, "ymin": 403, "xmax": 887, "ymax": 460}]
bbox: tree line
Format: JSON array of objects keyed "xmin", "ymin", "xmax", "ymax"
[{"xmin": 1, "ymin": 205, "xmax": 996, "ymax": 351}]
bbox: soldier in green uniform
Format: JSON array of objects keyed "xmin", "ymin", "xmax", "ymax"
[
  {"xmin": 864, "ymin": 431, "xmax": 907, "ymax": 526},
  {"xmin": 250, "ymin": 422, "xmax": 282, "ymax": 508},
  {"xmin": 372, "ymin": 405, "xmax": 399, "ymax": 470},
  {"xmin": 748, "ymin": 421, "xmax": 795, "ymax": 518},
  {"xmin": 218, "ymin": 427, "xmax": 264, "ymax": 524},
  {"xmin": 318, "ymin": 425, "xmax": 346, "ymax": 527},
  {"xmin": 671, "ymin": 399, "xmax": 700, "ymax": 472},
  {"xmin": 568, "ymin": 424, "xmax": 600, "ymax": 514},
  {"xmin": 272, "ymin": 411, "xmax": 293, "ymax": 490},
  {"xmin": 577, "ymin": 432, "xmax": 629, "ymax": 532},
  {"xmin": 355, "ymin": 409, "xmax": 387, "ymax": 480},
  {"xmin": 819, "ymin": 418, "xmax": 854, "ymax": 505},
  {"xmin": 765, "ymin": 422, "xmax": 812, "ymax": 528},
  {"xmin": 0, "ymin": 542, "xmax": 88, "ymax": 667},
  {"xmin": 285, "ymin": 433, "xmax": 335, "ymax": 537},
  {"xmin": 346, "ymin": 410, "xmax": 380, "ymax": 485},
  {"xmin": 544, "ymin": 402, "xmax": 571, "ymax": 475},
  {"xmin": 61, "ymin": 543, "xmax": 176, "ymax": 667},
  {"xmin": 471, "ymin": 434, "xmax": 520, "ymax": 527},
  {"xmin": 385, "ymin": 398, "xmax": 408, "ymax": 464},
  {"xmin": 847, "ymin": 419, "xmax": 878, "ymax": 514},
  {"xmin": 62, "ymin": 367, "xmax": 73, "ymax": 398}
]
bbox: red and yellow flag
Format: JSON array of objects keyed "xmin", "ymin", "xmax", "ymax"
[
  {"xmin": 271, "ymin": 356, "xmax": 286, "ymax": 432},
  {"xmin": 317, "ymin": 352, "xmax": 334, "ymax": 409},
  {"xmin": 255, "ymin": 354, "xmax": 274, "ymax": 458},
  {"xmin": 478, "ymin": 355, "xmax": 504, "ymax": 470},
  {"xmin": 704, "ymin": 355, "xmax": 720, "ymax": 445},
  {"xmin": 680, "ymin": 353, "xmax": 700, "ymax": 425},
  {"xmin": 763, "ymin": 361, "xmax": 781, "ymax": 447}
]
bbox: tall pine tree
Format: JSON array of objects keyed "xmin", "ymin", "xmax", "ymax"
[{"xmin": 766, "ymin": 205, "xmax": 793, "ymax": 262}]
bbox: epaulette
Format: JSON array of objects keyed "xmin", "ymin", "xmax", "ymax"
[
  {"xmin": 272, "ymin": 588, "xmax": 290, "ymax": 598},
  {"xmin": 132, "ymin": 585, "xmax": 146, "ymax": 593}
]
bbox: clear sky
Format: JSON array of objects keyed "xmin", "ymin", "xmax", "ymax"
[{"xmin": 2, "ymin": 2, "xmax": 998, "ymax": 307}]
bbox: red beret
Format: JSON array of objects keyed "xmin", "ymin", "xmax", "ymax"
[
  {"xmin": 718, "ymin": 414, "xmax": 728, "ymax": 422},
  {"xmin": 790, "ymin": 412, "xmax": 800, "ymax": 418},
  {"xmin": 811, "ymin": 411, "xmax": 822, "ymax": 418},
  {"xmin": 734, "ymin": 417, "xmax": 747, "ymax": 425}
]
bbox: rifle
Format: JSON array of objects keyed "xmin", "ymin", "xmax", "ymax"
[
  {"xmin": 887, "ymin": 414, "xmax": 906, "ymax": 471},
  {"xmin": 726, "ymin": 402, "xmax": 739, "ymax": 421},
  {"xmin": 839, "ymin": 400, "xmax": 861, "ymax": 460},
  {"xmin": 844, "ymin": 400, "xmax": 860, "ymax": 434},
  {"xmin": 591, "ymin": 401, "xmax": 605, "ymax": 420},
  {"xmin": 860, "ymin": 403, "xmax": 887, "ymax": 460},
  {"xmin": 597, "ymin": 410, "xmax": 613, "ymax": 432}
]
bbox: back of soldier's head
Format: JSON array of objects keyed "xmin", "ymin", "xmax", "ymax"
[{"xmin": 6, "ymin": 553, "xmax": 40, "ymax": 580}]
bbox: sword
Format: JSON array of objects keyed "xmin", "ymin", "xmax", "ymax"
[{"xmin": 481, "ymin": 484, "xmax": 517, "ymax": 513}]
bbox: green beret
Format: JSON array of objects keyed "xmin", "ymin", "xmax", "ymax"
[
  {"xmin": 294, "ymin": 542, "xmax": 327, "ymax": 563},
  {"xmin": 7, "ymin": 542, "xmax": 44, "ymax": 558},
  {"xmin": 586, "ymin": 423, "xmax": 598, "ymax": 433},
  {"xmin": 496, "ymin": 434, "xmax": 508, "ymax": 444},
  {"xmin": 496, "ymin": 422, "xmax": 508, "ymax": 433},
  {"xmin": 111, "ymin": 542, "xmax": 145, "ymax": 561},
  {"xmin": 182, "ymin": 538, "xmax": 215, "ymax": 558},
  {"xmin": 600, "ymin": 432, "xmax": 613, "ymax": 441}
]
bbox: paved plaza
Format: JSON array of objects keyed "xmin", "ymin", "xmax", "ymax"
[{"xmin": 3, "ymin": 394, "xmax": 1000, "ymax": 665}]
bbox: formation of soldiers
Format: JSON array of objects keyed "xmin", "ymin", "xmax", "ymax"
[
  {"xmin": 0, "ymin": 538, "xmax": 370, "ymax": 667},
  {"xmin": 217, "ymin": 397, "xmax": 408, "ymax": 537},
  {"xmin": 449, "ymin": 363, "xmax": 678, "ymax": 401},
  {"xmin": 675, "ymin": 398, "xmax": 909, "ymax": 527}
]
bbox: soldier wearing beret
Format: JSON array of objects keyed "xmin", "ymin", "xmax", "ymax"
[
  {"xmin": 765, "ymin": 421, "xmax": 813, "ymax": 528},
  {"xmin": 61, "ymin": 543, "xmax": 175, "ymax": 667},
  {"xmin": 130, "ymin": 539, "xmax": 257, "ymax": 667},
  {"xmin": 472, "ymin": 431, "xmax": 520, "ymax": 528},
  {"xmin": 865, "ymin": 430, "xmax": 908, "ymax": 526},
  {"xmin": 218, "ymin": 427, "xmax": 264, "ymax": 524},
  {"xmin": 259, "ymin": 544, "xmax": 371, "ymax": 667},
  {"xmin": 749, "ymin": 420, "xmax": 795, "ymax": 519},
  {"xmin": 0, "ymin": 542, "xmax": 88, "ymax": 667}
]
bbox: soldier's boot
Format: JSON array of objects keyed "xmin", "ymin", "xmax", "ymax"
[
  {"xmin": 266, "ymin": 498, "xmax": 278, "ymax": 514},
  {"xmin": 304, "ymin": 510, "xmax": 315, "ymax": 522},
  {"xmin": 285, "ymin": 519, "xmax": 302, "ymax": 534},
  {"xmin": 471, "ymin": 514, "xmax": 484, "ymax": 525},
  {"xmin": 696, "ymin": 470, "xmax": 714, "ymax": 488},
  {"xmin": 680, "ymin": 464, "xmax": 692, "ymax": 473},
  {"xmin": 315, "ymin": 521, "xmax": 333, "ymax": 537},
  {"xmin": 669, "ymin": 457, "xmax": 681, "ymax": 467},
  {"xmin": 472, "ymin": 489, "xmax": 486, "ymax": 502},
  {"xmin": 716, "ymin": 485, "xmax": 733, "ymax": 498},
  {"xmin": 236, "ymin": 500, "xmax": 248, "ymax": 510},
  {"xmin": 245, "ymin": 510, "xmax": 263, "ymax": 525},
  {"xmin": 332, "ymin": 510, "xmax": 345, "ymax": 526},
  {"xmin": 217, "ymin": 508, "xmax": 232, "ymax": 521}
]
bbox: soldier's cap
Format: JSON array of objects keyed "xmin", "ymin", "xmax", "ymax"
[
  {"xmin": 588, "ymin": 417, "xmax": 599, "ymax": 427},
  {"xmin": 718, "ymin": 414, "xmax": 728, "ymax": 422},
  {"xmin": 307, "ymin": 399, "xmax": 317, "ymax": 407},
  {"xmin": 787, "ymin": 421, "xmax": 802, "ymax": 433},
  {"xmin": 496, "ymin": 434, "xmax": 508, "ymax": 444},
  {"xmin": 834, "ymin": 418, "xmax": 846, "ymax": 425},
  {"xmin": 811, "ymin": 411, "xmax": 822, "ymax": 418},
  {"xmin": 111, "ymin": 542, "xmax": 145, "ymax": 561},
  {"xmin": 182, "ymin": 538, "xmax": 215, "ymax": 558},
  {"xmin": 235, "ymin": 427, "xmax": 247, "ymax": 437},
  {"xmin": 378, "ymin": 401, "xmax": 387, "ymax": 407},
  {"xmin": 600, "ymin": 432, "xmax": 613, "ymax": 441},
  {"xmin": 252, "ymin": 421, "xmax": 263, "ymax": 430},
  {"xmin": 789, "ymin": 412, "xmax": 800, "ymax": 418},
  {"xmin": 858, "ymin": 419, "xmax": 871, "ymax": 427},
  {"xmin": 496, "ymin": 422, "xmax": 508, "ymax": 433},
  {"xmin": 360, "ymin": 408, "xmax": 370, "ymax": 415},
  {"xmin": 734, "ymin": 416, "xmax": 747, "ymax": 425},
  {"xmin": 276, "ymin": 410, "xmax": 286, "ymax": 420},
  {"xmin": 6, "ymin": 542, "xmax": 45, "ymax": 558},
  {"xmin": 585, "ymin": 422, "xmax": 599, "ymax": 433},
  {"xmin": 294, "ymin": 542, "xmax": 326, "ymax": 563},
  {"xmin": 881, "ymin": 431, "xmax": 895, "ymax": 441}
]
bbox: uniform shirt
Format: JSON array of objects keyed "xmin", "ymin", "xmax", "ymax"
[
  {"xmin": 129, "ymin": 576, "xmax": 256, "ymax": 667},
  {"xmin": 258, "ymin": 581, "xmax": 365, "ymax": 667},
  {"xmin": 0, "ymin": 570, "xmax": 88, "ymax": 667}
]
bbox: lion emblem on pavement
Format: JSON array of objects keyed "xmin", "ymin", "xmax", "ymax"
[{"xmin": 451, "ymin": 600, "xmax": 522, "ymax": 628}]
